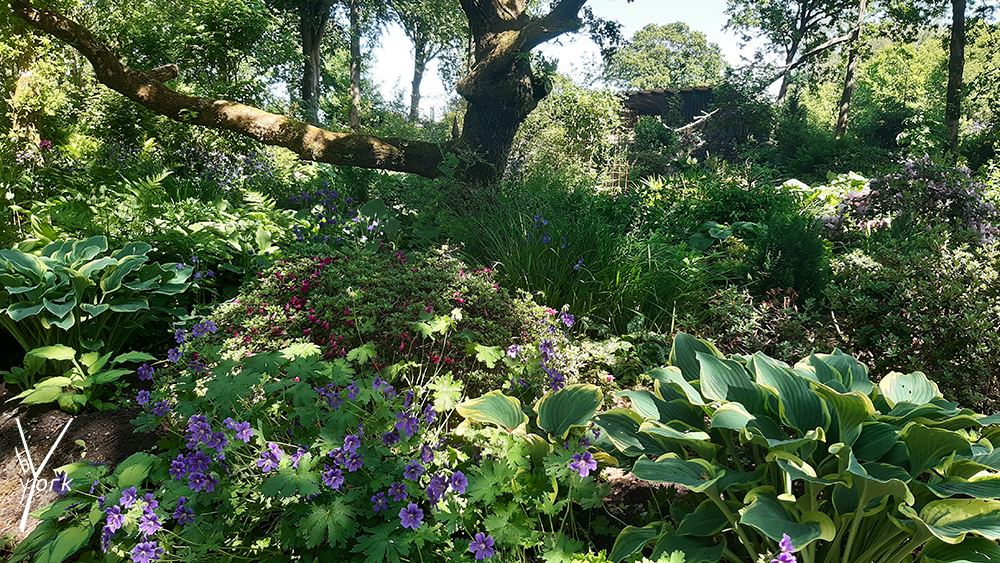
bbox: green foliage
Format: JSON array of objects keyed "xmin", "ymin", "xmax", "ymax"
[
  {"xmin": 0, "ymin": 236, "xmax": 191, "ymax": 358},
  {"xmin": 604, "ymin": 23, "xmax": 726, "ymax": 89},
  {"xmin": 826, "ymin": 234, "xmax": 1000, "ymax": 411},
  {"xmin": 745, "ymin": 212, "xmax": 830, "ymax": 300},
  {"xmin": 6, "ymin": 345, "xmax": 154, "ymax": 413},
  {"xmin": 599, "ymin": 332, "xmax": 1000, "ymax": 563}
]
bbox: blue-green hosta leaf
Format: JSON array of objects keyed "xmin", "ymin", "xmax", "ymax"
[
  {"xmin": 899, "ymin": 499, "xmax": 1000, "ymax": 544},
  {"xmin": 752, "ymin": 352, "xmax": 830, "ymax": 433},
  {"xmin": 99, "ymin": 255, "xmax": 147, "ymax": 294},
  {"xmin": 77, "ymin": 257, "xmax": 117, "ymax": 278},
  {"xmin": 108, "ymin": 298, "xmax": 149, "ymax": 313},
  {"xmin": 670, "ymin": 332, "xmax": 724, "ymax": 382},
  {"xmin": 7, "ymin": 301, "xmax": 44, "ymax": 321},
  {"xmin": 536, "ymin": 384, "xmax": 602, "ymax": 439},
  {"xmin": 652, "ymin": 534, "xmax": 726, "ymax": 563},
  {"xmin": 71, "ymin": 236, "xmax": 109, "ymax": 263},
  {"xmin": 594, "ymin": 409, "xmax": 680, "ymax": 457},
  {"xmin": 902, "ymin": 422, "xmax": 974, "ymax": 476},
  {"xmin": 647, "ymin": 366, "xmax": 706, "ymax": 405},
  {"xmin": 768, "ymin": 450, "xmax": 847, "ymax": 486},
  {"xmin": 854, "ymin": 422, "xmax": 901, "ymax": 462},
  {"xmin": 880, "ymin": 371, "xmax": 942, "ymax": 408},
  {"xmin": 698, "ymin": 352, "xmax": 767, "ymax": 415},
  {"xmin": 80, "ymin": 303, "xmax": 109, "ymax": 317},
  {"xmin": 639, "ymin": 420, "xmax": 718, "ymax": 458},
  {"xmin": 980, "ymin": 414, "xmax": 1000, "ymax": 426},
  {"xmin": 812, "ymin": 383, "xmax": 875, "ymax": 447},
  {"xmin": 0, "ymin": 249, "xmax": 46, "ymax": 277},
  {"xmin": 42, "ymin": 314, "xmax": 75, "ymax": 331},
  {"xmin": 745, "ymin": 425, "xmax": 825, "ymax": 456},
  {"xmin": 675, "ymin": 499, "xmax": 734, "ymax": 537},
  {"xmin": 6, "ymin": 283, "xmax": 40, "ymax": 294},
  {"xmin": 609, "ymin": 523, "xmax": 664, "ymax": 562},
  {"xmin": 456, "ymin": 391, "xmax": 528, "ymax": 431},
  {"xmin": 715, "ymin": 466, "xmax": 767, "ymax": 492},
  {"xmin": 618, "ymin": 390, "xmax": 705, "ymax": 429},
  {"xmin": 712, "ymin": 402, "xmax": 755, "ymax": 431},
  {"xmin": 915, "ymin": 415, "xmax": 984, "ymax": 432},
  {"xmin": 632, "ymin": 454, "xmax": 723, "ymax": 493},
  {"xmin": 113, "ymin": 452, "xmax": 157, "ymax": 488},
  {"xmin": 926, "ymin": 475, "xmax": 1000, "ymax": 500},
  {"xmin": 809, "ymin": 350, "xmax": 873, "ymax": 394},
  {"xmin": 111, "ymin": 242, "xmax": 151, "ymax": 260},
  {"xmin": 921, "ymin": 537, "xmax": 1000, "ymax": 563},
  {"xmin": 740, "ymin": 490, "xmax": 836, "ymax": 549},
  {"xmin": 42, "ymin": 296, "xmax": 76, "ymax": 318}
]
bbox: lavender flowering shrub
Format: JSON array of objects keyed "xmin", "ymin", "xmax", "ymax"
[{"xmin": 824, "ymin": 154, "xmax": 999, "ymax": 244}]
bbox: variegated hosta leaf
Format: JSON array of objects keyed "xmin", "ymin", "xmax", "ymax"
[
  {"xmin": 901, "ymin": 422, "xmax": 974, "ymax": 476},
  {"xmin": 920, "ymin": 537, "xmax": 1000, "ymax": 563},
  {"xmin": 535, "ymin": 384, "xmax": 602, "ymax": 439},
  {"xmin": 632, "ymin": 454, "xmax": 723, "ymax": 493},
  {"xmin": 456, "ymin": 391, "xmax": 528, "ymax": 431},
  {"xmin": 752, "ymin": 352, "xmax": 831, "ymax": 434},
  {"xmin": 898, "ymin": 499, "xmax": 1000, "ymax": 544},
  {"xmin": 669, "ymin": 332, "xmax": 725, "ymax": 382},
  {"xmin": 740, "ymin": 489, "xmax": 836, "ymax": 550},
  {"xmin": 698, "ymin": 352, "xmax": 767, "ymax": 415}
]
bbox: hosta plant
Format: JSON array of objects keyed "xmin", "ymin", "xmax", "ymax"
[
  {"xmin": 599, "ymin": 333, "xmax": 1000, "ymax": 563},
  {"xmin": 0, "ymin": 236, "xmax": 191, "ymax": 362}
]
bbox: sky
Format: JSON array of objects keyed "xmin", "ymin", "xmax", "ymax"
[{"xmin": 370, "ymin": 0, "xmax": 753, "ymax": 120}]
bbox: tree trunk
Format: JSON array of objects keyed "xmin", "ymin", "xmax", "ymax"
[
  {"xmin": 835, "ymin": 0, "xmax": 868, "ymax": 138},
  {"xmin": 409, "ymin": 37, "xmax": 428, "ymax": 121},
  {"xmin": 945, "ymin": 0, "xmax": 965, "ymax": 155},
  {"xmin": 10, "ymin": 35, "xmax": 42, "ymax": 163},
  {"xmin": 776, "ymin": 43, "xmax": 798, "ymax": 104},
  {"xmin": 299, "ymin": 1, "xmax": 330, "ymax": 125},
  {"xmin": 348, "ymin": 0, "xmax": 362, "ymax": 132}
]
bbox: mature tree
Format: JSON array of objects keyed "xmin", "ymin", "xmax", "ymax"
[
  {"xmin": 834, "ymin": 0, "xmax": 869, "ymax": 137},
  {"xmin": 268, "ymin": 0, "xmax": 336, "ymax": 125},
  {"xmin": 604, "ymin": 22, "xmax": 726, "ymax": 89},
  {"xmin": 389, "ymin": 0, "xmax": 466, "ymax": 121},
  {"xmin": 726, "ymin": 0, "xmax": 856, "ymax": 102},
  {"xmin": 944, "ymin": 0, "xmax": 965, "ymax": 154},
  {"xmin": 6, "ymin": 0, "xmax": 623, "ymax": 185}
]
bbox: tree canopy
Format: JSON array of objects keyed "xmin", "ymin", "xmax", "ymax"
[{"xmin": 604, "ymin": 22, "xmax": 726, "ymax": 90}]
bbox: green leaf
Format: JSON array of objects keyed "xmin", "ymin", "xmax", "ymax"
[
  {"xmin": 812, "ymin": 383, "xmax": 876, "ymax": 446},
  {"xmin": 670, "ymin": 332, "xmax": 724, "ymax": 381},
  {"xmin": 712, "ymin": 402, "xmax": 756, "ymax": 431},
  {"xmin": 345, "ymin": 342, "xmax": 376, "ymax": 365},
  {"xmin": 594, "ymin": 408, "xmax": 680, "ymax": 457},
  {"xmin": 99, "ymin": 255, "xmax": 147, "ymax": 294},
  {"xmin": 472, "ymin": 344, "xmax": 503, "ymax": 368},
  {"xmin": 676, "ymin": 500, "xmax": 731, "ymax": 537},
  {"xmin": 632, "ymin": 454, "xmax": 722, "ymax": 493},
  {"xmin": 261, "ymin": 466, "xmax": 321, "ymax": 499},
  {"xmin": 108, "ymin": 298, "xmax": 149, "ymax": 313},
  {"xmin": 78, "ymin": 256, "xmax": 117, "ymax": 278},
  {"xmin": 7, "ymin": 301, "xmax": 44, "ymax": 321},
  {"xmin": 647, "ymin": 366, "xmax": 707, "ymax": 405},
  {"xmin": 457, "ymin": 390, "xmax": 528, "ymax": 431},
  {"xmin": 20, "ymin": 385, "xmax": 64, "ymax": 405},
  {"xmin": 609, "ymin": 524, "xmax": 663, "ymax": 562},
  {"xmin": 28, "ymin": 344, "xmax": 77, "ymax": 361},
  {"xmin": 35, "ymin": 523, "xmax": 93, "ymax": 563},
  {"xmin": 921, "ymin": 537, "xmax": 1000, "ymax": 563},
  {"xmin": 652, "ymin": 534, "xmax": 726, "ymax": 563},
  {"xmin": 902, "ymin": 422, "xmax": 973, "ymax": 476},
  {"xmin": 639, "ymin": 420, "xmax": 718, "ymax": 458},
  {"xmin": 536, "ymin": 383, "xmax": 602, "ymax": 439},
  {"xmin": 80, "ymin": 303, "xmax": 109, "ymax": 317},
  {"xmin": 427, "ymin": 372, "xmax": 464, "ymax": 411},
  {"xmin": 809, "ymin": 350, "xmax": 873, "ymax": 394},
  {"xmin": 899, "ymin": 499, "xmax": 1000, "ymax": 543},
  {"xmin": 0, "ymin": 249, "xmax": 45, "ymax": 277},
  {"xmin": 111, "ymin": 241, "xmax": 151, "ymax": 260},
  {"xmin": 853, "ymin": 422, "xmax": 900, "ymax": 462},
  {"xmin": 619, "ymin": 389, "xmax": 705, "ymax": 429},
  {"xmin": 302, "ymin": 498, "xmax": 357, "ymax": 548},
  {"xmin": 698, "ymin": 352, "xmax": 767, "ymax": 415},
  {"xmin": 112, "ymin": 351, "xmax": 156, "ymax": 364},
  {"xmin": 740, "ymin": 491, "xmax": 836, "ymax": 549},
  {"xmin": 925, "ymin": 475, "xmax": 1000, "ymax": 499},
  {"xmin": 43, "ymin": 314, "xmax": 75, "ymax": 331},
  {"xmin": 43, "ymin": 297, "xmax": 76, "ymax": 319},
  {"xmin": 751, "ymin": 352, "xmax": 830, "ymax": 433},
  {"xmin": 112, "ymin": 452, "xmax": 157, "ymax": 488},
  {"xmin": 880, "ymin": 371, "xmax": 942, "ymax": 407}
]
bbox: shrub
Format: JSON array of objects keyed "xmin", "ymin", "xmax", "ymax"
[{"xmin": 825, "ymin": 234, "xmax": 1000, "ymax": 410}]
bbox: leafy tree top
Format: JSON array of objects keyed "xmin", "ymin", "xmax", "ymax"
[{"xmin": 604, "ymin": 22, "xmax": 727, "ymax": 90}]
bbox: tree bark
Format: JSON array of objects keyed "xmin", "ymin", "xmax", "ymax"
[
  {"xmin": 348, "ymin": 0, "xmax": 362, "ymax": 132},
  {"xmin": 409, "ymin": 37, "xmax": 428, "ymax": 121},
  {"xmin": 8, "ymin": 0, "xmax": 593, "ymax": 186},
  {"xmin": 9, "ymin": 32, "xmax": 42, "ymax": 163},
  {"xmin": 299, "ymin": 1, "xmax": 331, "ymax": 125},
  {"xmin": 835, "ymin": 0, "xmax": 868, "ymax": 138},
  {"xmin": 945, "ymin": 0, "xmax": 965, "ymax": 155}
]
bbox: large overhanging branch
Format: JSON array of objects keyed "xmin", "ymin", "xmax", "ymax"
[
  {"xmin": 767, "ymin": 31, "xmax": 853, "ymax": 85},
  {"xmin": 9, "ymin": 0, "xmax": 449, "ymax": 178}
]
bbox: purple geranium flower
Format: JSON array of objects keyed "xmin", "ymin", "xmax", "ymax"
[
  {"xmin": 151, "ymin": 401, "xmax": 170, "ymax": 417},
  {"xmin": 346, "ymin": 452, "xmax": 364, "ymax": 472},
  {"xmin": 173, "ymin": 497, "xmax": 195, "ymax": 525},
  {"xmin": 403, "ymin": 461, "xmax": 424, "ymax": 481},
  {"xmin": 343, "ymin": 434, "xmax": 361, "ymax": 453},
  {"xmin": 426, "ymin": 473, "xmax": 448, "ymax": 502},
  {"xmin": 105, "ymin": 505, "xmax": 125, "ymax": 532},
  {"xmin": 395, "ymin": 413, "xmax": 419, "ymax": 437},
  {"xmin": 52, "ymin": 471, "xmax": 72, "ymax": 495},
  {"xmin": 371, "ymin": 492, "xmax": 389, "ymax": 512},
  {"xmin": 138, "ymin": 508, "xmax": 161, "ymax": 536},
  {"xmin": 399, "ymin": 503, "xmax": 424, "ymax": 530},
  {"xmin": 469, "ymin": 532, "xmax": 496, "ymax": 560},
  {"xmin": 322, "ymin": 466, "xmax": 344, "ymax": 490},
  {"xmin": 569, "ymin": 451, "xmax": 598, "ymax": 478},
  {"xmin": 450, "ymin": 471, "xmax": 468, "ymax": 494},
  {"xmin": 120, "ymin": 487, "xmax": 138, "ymax": 508},
  {"xmin": 131, "ymin": 540, "xmax": 163, "ymax": 563},
  {"xmin": 257, "ymin": 443, "xmax": 282, "ymax": 473},
  {"xmin": 137, "ymin": 364, "xmax": 154, "ymax": 381},
  {"xmin": 388, "ymin": 482, "xmax": 408, "ymax": 502}
]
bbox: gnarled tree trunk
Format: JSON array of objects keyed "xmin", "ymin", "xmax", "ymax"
[{"xmin": 299, "ymin": 0, "xmax": 331, "ymax": 125}]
